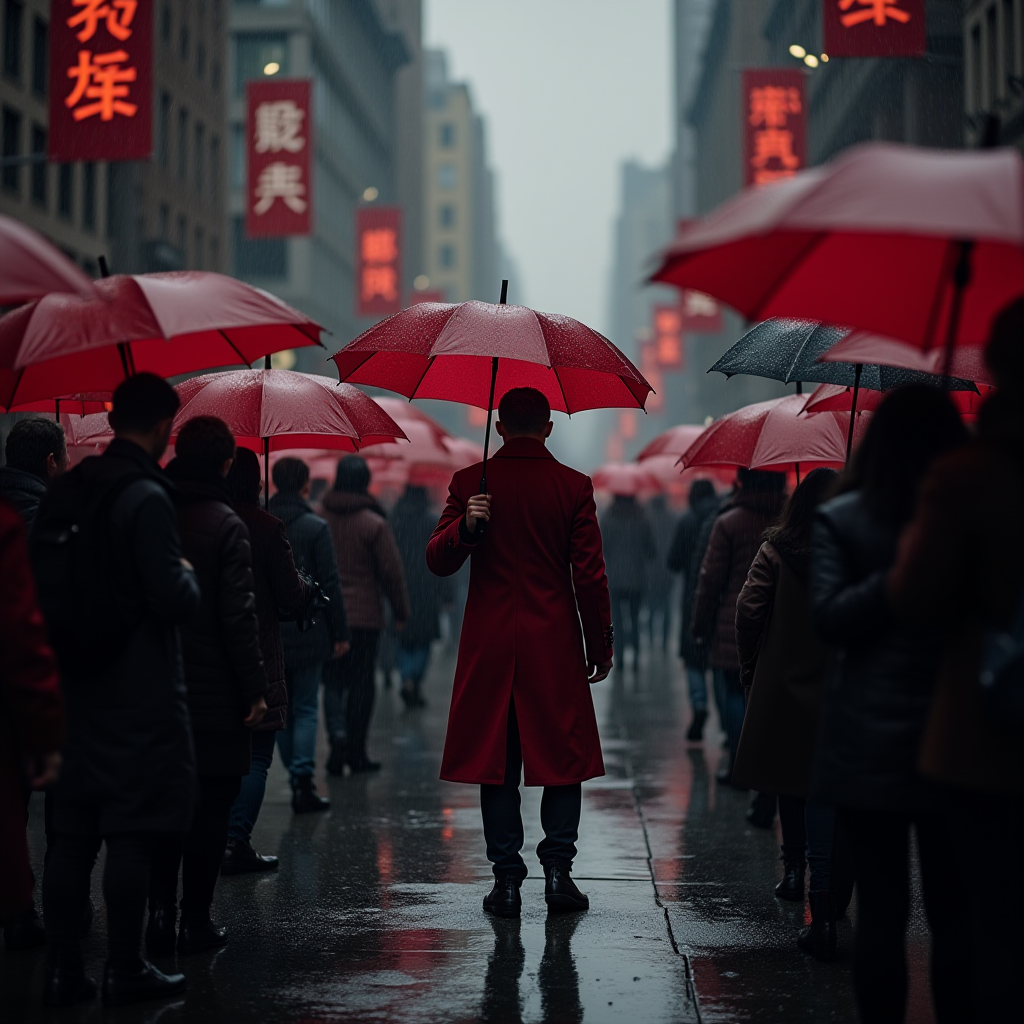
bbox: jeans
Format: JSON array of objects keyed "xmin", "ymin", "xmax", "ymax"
[
  {"xmin": 685, "ymin": 666, "xmax": 708, "ymax": 713},
  {"xmin": 712, "ymin": 668, "xmax": 746, "ymax": 766},
  {"xmin": 610, "ymin": 589, "xmax": 642, "ymax": 654},
  {"xmin": 324, "ymin": 630, "xmax": 380, "ymax": 763},
  {"xmin": 479, "ymin": 700, "xmax": 582, "ymax": 881},
  {"xmin": 778, "ymin": 796, "xmax": 837, "ymax": 892},
  {"xmin": 277, "ymin": 662, "xmax": 323, "ymax": 781},
  {"xmin": 228, "ymin": 730, "xmax": 277, "ymax": 843},
  {"xmin": 396, "ymin": 643, "xmax": 431, "ymax": 684}
]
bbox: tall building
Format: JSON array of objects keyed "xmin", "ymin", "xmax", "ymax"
[
  {"xmin": 963, "ymin": 0, "xmax": 1023, "ymax": 152},
  {"xmin": 228, "ymin": 0, "xmax": 413, "ymax": 372}
]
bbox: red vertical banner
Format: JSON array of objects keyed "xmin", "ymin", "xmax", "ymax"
[
  {"xmin": 823, "ymin": 0, "xmax": 926, "ymax": 58},
  {"xmin": 48, "ymin": 0, "xmax": 153, "ymax": 161},
  {"xmin": 653, "ymin": 305, "xmax": 684, "ymax": 370},
  {"xmin": 356, "ymin": 207, "xmax": 402, "ymax": 318},
  {"xmin": 742, "ymin": 70, "xmax": 806, "ymax": 187},
  {"xmin": 246, "ymin": 79, "xmax": 312, "ymax": 238},
  {"xmin": 640, "ymin": 342, "xmax": 664, "ymax": 413},
  {"xmin": 681, "ymin": 290, "xmax": 723, "ymax": 333}
]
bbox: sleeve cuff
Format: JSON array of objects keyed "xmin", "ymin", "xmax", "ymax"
[{"xmin": 456, "ymin": 518, "xmax": 481, "ymax": 546}]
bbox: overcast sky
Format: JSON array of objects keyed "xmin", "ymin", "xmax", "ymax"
[{"xmin": 423, "ymin": 0, "xmax": 672, "ymax": 338}]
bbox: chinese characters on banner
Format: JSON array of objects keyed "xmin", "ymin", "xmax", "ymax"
[
  {"xmin": 48, "ymin": 0, "xmax": 152, "ymax": 161},
  {"xmin": 356, "ymin": 207, "xmax": 402, "ymax": 318},
  {"xmin": 742, "ymin": 70, "xmax": 806, "ymax": 187},
  {"xmin": 653, "ymin": 305, "xmax": 684, "ymax": 370},
  {"xmin": 823, "ymin": 0, "xmax": 925, "ymax": 57},
  {"xmin": 246, "ymin": 79, "xmax": 312, "ymax": 238}
]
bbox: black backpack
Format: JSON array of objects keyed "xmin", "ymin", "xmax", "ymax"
[{"xmin": 31, "ymin": 457, "xmax": 148, "ymax": 677}]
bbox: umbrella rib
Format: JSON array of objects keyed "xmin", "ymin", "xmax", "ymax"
[
  {"xmin": 408, "ymin": 355, "xmax": 435, "ymax": 401},
  {"xmin": 552, "ymin": 365, "xmax": 572, "ymax": 417},
  {"xmin": 218, "ymin": 329, "xmax": 252, "ymax": 367},
  {"xmin": 749, "ymin": 232, "xmax": 829, "ymax": 323}
]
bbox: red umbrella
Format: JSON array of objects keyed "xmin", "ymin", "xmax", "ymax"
[
  {"xmin": 372, "ymin": 396, "xmax": 452, "ymax": 445},
  {"xmin": 679, "ymin": 395, "xmax": 870, "ymax": 473},
  {"xmin": 802, "ymin": 381, "xmax": 993, "ymax": 418},
  {"xmin": 651, "ymin": 144, "xmax": 1024, "ymax": 358},
  {"xmin": 0, "ymin": 272, "xmax": 324, "ymax": 410},
  {"xmin": 636, "ymin": 424, "xmax": 707, "ymax": 461},
  {"xmin": 0, "ymin": 214, "xmax": 94, "ymax": 304},
  {"xmin": 11, "ymin": 391, "xmax": 113, "ymax": 417},
  {"xmin": 591, "ymin": 463, "xmax": 663, "ymax": 497}
]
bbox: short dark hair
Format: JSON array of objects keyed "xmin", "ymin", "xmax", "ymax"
[
  {"xmin": 109, "ymin": 373, "xmax": 180, "ymax": 434},
  {"xmin": 272, "ymin": 457, "xmax": 309, "ymax": 495},
  {"xmin": 175, "ymin": 416, "xmax": 236, "ymax": 469},
  {"xmin": 5, "ymin": 418, "xmax": 67, "ymax": 479},
  {"xmin": 497, "ymin": 388, "xmax": 550, "ymax": 435},
  {"xmin": 333, "ymin": 455, "xmax": 370, "ymax": 494},
  {"xmin": 688, "ymin": 479, "xmax": 716, "ymax": 506},
  {"xmin": 226, "ymin": 446, "xmax": 262, "ymax": 505}
]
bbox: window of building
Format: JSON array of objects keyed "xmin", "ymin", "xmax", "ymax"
[
  {"xmin": 158, "ymin": 202, "xmax": 170, "ymax": 241},
  {"xmin": 439, "ymin": 244, "xmax": 456, "ymax": 269},
  {"xmin": 971, "ymin": 24, "xmax": 982, "ymax": 112},
  {"xmin": 160, "ymin": 2, "xmax": 171, "ymax": 45},
  {"xmin": 82, "ymin": 162, "xmax": 96, "ymax": 232},
  {"xmin": 156, "ymin": 92, "xmax": 170, "ymax": 167},
  {"xmin": 209, "ymin": 235, "xmax": 219, "ymax": 270},
  {"xmin": 987, "ymin": 4, "xmax": 998, "ymax": 106},
  {"xmin": 31, "ymin": 16, "xmax": 45, "ymax": 96},
  {"xmin": 194, "ymin": 225, "xmax": 204, "ymax": 269},
  {"xmin": 58, "ymin": 164, "xmax": 74, "ymax": 219},
  {"xmin": 179, "ymin": 21, "xmax": 189, "ymax": 62},
  {"xmin": 176, "ymin": 214, "xmax": 187, "ymax": 255},
  {"xmin": 210, "ymin": 135, "xmax": 220, "ymax": 206},
  {"xmin": 230, "ymin": 123, "xmax": 244, "ymax": 189},
  {"xmin": 2, "ymin": 106, "xmax": 21, "ymax": 193},
  {"xmin": 437, "ymin": 163, "xmax": 456, "ymax": 190},
  {"xmin": 1004, "ymin": 0, "xmax": 1017, "ymax": 80},
  {"xmin": 3, "ymin": 0, "xmax": 23, "ymax": 80},
  {"xmin": 211, "ymin": 59, "xmax": 221, "ymax": 93},
  {"xmin": 30, "ymin": 124, "xmax": 45, "ymax": 205},
  {"xmin": 197, "ymin": 40, "xmax": 206, "ymax": 77},
  {"xmin": 439, "ymin": 122, "xmax": 456, "ymax": 148},
  {"xmin": 177, "ymin": 109, "xmax": 188, "ymax": 180},
  {"xmin": 233, "ymin": 216, "xmax": 287, "ymax": 279},
  {"xmin": 439, "ymin": 204, "xmax": 456, "ymax": 229},
  {"xmin": 235, "ymin": 34, "xmax": 288, "ymax": 96},
  {"xmin": 194, "ymin": 122, "xmax": 204, "ymax": 196}
]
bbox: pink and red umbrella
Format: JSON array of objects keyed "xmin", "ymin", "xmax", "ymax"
[
  {"xmin": 592, "ymin": 463, "xmax": 663, "ymax": 498},
  {"xmin": 801, "ymin": 381, "xmax": 993, "ymax": 418},
  {"xmin": 0, "ymin": 215, "xmax": 94, "ymax": 305},
  {"xmin": 635, "ymin": 424, "xmax": 707, "ymax": 462}
]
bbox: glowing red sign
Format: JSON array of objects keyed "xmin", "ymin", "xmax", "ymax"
[
  {"xmin": 356, "ymin": 207, "xmax": 402, "ymax": 318},
  {"xmin": 653, "ymin": 305, "xmax": 684, "ymax": 370},
  {"xmin": 742, "ymin": 70, "xmax": 806, "ymax": 187},
  {"xmin": 823, "ymin": 0, "xmax": 925, "ymax": 57}
]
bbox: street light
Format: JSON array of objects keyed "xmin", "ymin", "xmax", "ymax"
[
  {"xmin": 362, "ymin": 186, "xmax": 379, "ymax": 202},
  {"xmin": 263, "ymin": 61, "xmax": 280, "ymax": 75},
  {"xmin": 804, "ymin": 54, "xmax": 819, "ymax": 68},
  {"xmin": 789, "ymin": 44, "xmax": 806, "ymax": 58},
  {"xmin": 413, "ymin": 275, "xmax": 430, "ymax": 291}
]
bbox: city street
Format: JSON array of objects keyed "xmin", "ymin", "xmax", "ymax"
[{"xmin": 3, "ymin": 641, "xmax": 936, "ymax": 1024}]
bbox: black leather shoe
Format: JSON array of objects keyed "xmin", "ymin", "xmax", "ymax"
[
  {"xmin": 292, "ymin": 776, "xmax": 330, "ymax": 813},
  {"xmin": 4, "ymin": 907, "xmax": 46, "ymax": 949},
  {"xmin": 797, "ymin": 890, "xmax": 837, "ymax": 962},
  {"xmin": 43, "ymin": 967, "xmax": 97, "ymax": 1007},
  {"xmin": 177, "ymin": 917, "xmax": 228, "ymax": 955},
  {"xmin": 221, "ymin": 838, "xmax": 279, "ymax": 875},
  {"xmin": 774, "ymin": 859, "xmax": 806, "ymax": 902},
  {"xmin": 483, "ymin": 874, "xmax": 522, "ymax": 918},
  {"xmin": 686, "ymin": 709, "xmax": 708, "ymax": 742},
  {"xmin": 544, "ymin": 863, "xmax": 589, "ymax": 913},
  {"xmin": 145, "ymin": 903, "xmax": 177, "ymax": 957},
  {"xmin": 102, "ymin": 959, "xmax": 186, "ymax": 1006}
]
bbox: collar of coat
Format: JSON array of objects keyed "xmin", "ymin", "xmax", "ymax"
[{"xmin": 493, "ymin": 437, "xmax": 554, "ymax": 460}]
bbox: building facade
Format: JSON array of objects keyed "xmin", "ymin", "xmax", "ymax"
[{"xmin": 963, "ymin": 0, "xmax": 1023, "ymax": 151}]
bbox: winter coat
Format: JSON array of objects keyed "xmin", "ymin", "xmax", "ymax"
[
  {"xmin": 667, "ymin": 492, "xmax": 720, "ymax": 667},
  {"xmin": 167, "ymin": 459, "xmax": 267, "ymax": 777},
  {"xmin": 0, "ymin": 466, "xmax": 46, "ymax": 527},
  {"xmin": 233, "ymin": 502, "xmax": 308, "ymax": 732},
  {"xmin": 268, "ymin": 493, "xmax": 349, "ymax": 670},
  {"xmin": 809, "ymin": 491, "xmax": 943, "ymax": 812},
  {"xmin": 888, "ymin": 393, "xmax": 1024, "ymax": 795},
  {"xmin": 427, "ymin": 437, "xmax": 612, "ymax": 786},
  {"xmin": 599, "ymin": 496, "xmax": 656, "ymax": 594},
  {"xmin": 691, "ymin": 490, "xmax": 785, "ymax": 671},
  {"xmin": 0, "ymin": 501, "xmax": 64, "ymax": 918},
  {"xmin": 49, "ymin": 439, "xmax": 201, "ymax": 835},
  {"xmin": 322, "ymin": 490, "xmax": 410, "ymax": 632},
  {"xmin": 391, "ymin": 487, "xmax": 453, "ymax": 648},
  {"xmin": 730, "ymin": 541, "xmax": 831, "ymax": 797},
  {"xmin": 645, "ymin": 499, "xmax": 678, "ymax": 603}
]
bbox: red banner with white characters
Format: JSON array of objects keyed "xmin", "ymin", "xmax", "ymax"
[
  {"xmin": 246, "ymin": 79, "xmax": 312, "ymax": 238},
  {"xmin": 48, "ymin": 0, "xmax": 152, "ymax": 161},
  {"xmin": 681, "ymin": 290, "xmax": 723, "ymax": 333},
  {"xmin": 823, "ymin": 0, "xmax": 925, "ymax": 58},
  {"xmin": 356, "ymin": 207, "xmax": 402, "ymax": 318},
  {"xmin": 742, "ymin": 70, "xmax": 806, "ymax": 188},
  {"xmin": 653, "ymin": 305, "xmax": 684, "ymax": 370}
]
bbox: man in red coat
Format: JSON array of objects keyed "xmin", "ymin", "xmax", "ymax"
[{"xmin": 427, "ymin": 388, "xmax": 613, "ymax": 918}]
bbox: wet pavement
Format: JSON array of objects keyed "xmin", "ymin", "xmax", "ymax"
[{"xmin": 3, "ymin": 638, "xmax": 937, "ymax": 1023}]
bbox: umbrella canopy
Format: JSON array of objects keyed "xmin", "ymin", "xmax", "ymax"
[
  {"xmin": 358, "ymin": 419, "xmax": 455, "ymax": 465},
  {"xmin": 651, "ymin": 143, "xmax": 1024, "ymax": 351},
  {"xmin": 802, "ymin": 381, "xmax": 993, "ymax": 417},
  {"xmin": 591, "ymin": 463, "xmax": 663, "ymax": 497},
  {"xmin": 635, "ymin": 424, "xmax": 707, "ymax": 461},
  {"xmin": 330, "ymin": 299, "xmax": 652, "ymax": 414},
  {"xmin": 0, "ymin": 272, "xmax": 324, "ymax": 410},
  {"xmin": 709, "ymin": 318, "xmax": 979, "ymax": 392},
  {"xmin": 12, "ymin": 391, "xmax": 113, "ymax": 415},
  {"xmin": 0, "ymin": 214, "xmax": 94, "ymax": 304},
  {"xmin": 679, "ymin": 395, "xmax": 870, "ymax": 473},
  {"xmin": 818, "ymin": 330, "xmax": 996, "ymax": 384}
]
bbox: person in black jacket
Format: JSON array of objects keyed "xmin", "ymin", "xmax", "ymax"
[
  {"xmin": 268, "ymin": 458, "xmax": 349, "ymax": 811},
  {"xmin": 810, "ymin": 386, "xmax": 971, "ymax": 1011},
  {"xmin": 39, "ymin": 374, "xmax": 199, "ymax": 1008},
  {"xmin": 599, "ymin": 493, "xmax": 655, "ymax": 664},
  {"xmin": 0, "ymin": 418, "xmax": 69, "ymax": 527},
  {"xmin": 147, "ymin": 417, "xmax": 268, "ymax": 958}
]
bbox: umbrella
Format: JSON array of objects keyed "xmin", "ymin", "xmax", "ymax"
[
  {"xmin": 0, "ymin": 271, "xmax": 324, "ymax": 410},
  {"xmin": 818, "ymin": 330, "xmax": 996, "ymax": 384},
  {"xmin": 11, "ymin": 391, "xmax": 113, "ymax": 417},
  {"xmin": 0, "ymin": 214, "xmax": 94, "ymax": 304},
  {"xmin": 801, "ymin": 381, "xmax": 994, "ymax": 418},
  {"xmin": 591, "ymin": 463, "xmax": 663, "ymax": 497},
  {"xmin": 678, "ymin": 395, "xmax": 870, "ymax": 474},
  {"xmin": 635, "ymin": 424, "xmax": 707, "ymax": 462},
  {"xmin": 651, "ymin": 143, "xmax": 1024, "ymax": 366}
]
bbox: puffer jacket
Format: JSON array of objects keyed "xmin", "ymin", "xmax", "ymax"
[{"xmin": 809, "ymin": 491, "xmax": 943, "ymax": 811}]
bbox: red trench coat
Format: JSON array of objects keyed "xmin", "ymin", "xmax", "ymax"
[{"xmin": 427, "ymin": 437, "xmax": 612, "ymax": 786}]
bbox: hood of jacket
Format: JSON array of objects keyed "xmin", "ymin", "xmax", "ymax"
[{"xmin": 322, "ymin": 489, "xmax": 386, "ymax": 519}]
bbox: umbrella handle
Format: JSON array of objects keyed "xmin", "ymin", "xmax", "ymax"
[
  {"xmin": 845, "ymin": 363, "xmax": 862, "ymax": 466},
  {"xmin": 475, "ymin": 280, "xmax": 508, "ymax": 538},
  {"xmin": 264, "ymin": 436, "xmax": 270, "ymax": 511},
  {"xmin": 940, "ymin": 240, "xmax": 973, "ymax": 382}
]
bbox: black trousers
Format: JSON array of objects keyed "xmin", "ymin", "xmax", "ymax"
[
  {"xmin": 43, "ymin": 831, "xmax": 154, "ymax": 971},
  {"xmin": 329, "ymin": 629, "xmax": 380, "ymax": 762},
  {"xmin": 480, "ymin": 700, "xmax": 582, "ymax": 881},
  {"xmin": 150, "ymin": 775, "xmax": 241, "ymax": 923},
  {"xmin": 841, "ymin": 806, "xmax": 972, "ymax": 1024},
  {"xmin": 610, "ymin": 589, "xmax": 642, "ymax": 654}
]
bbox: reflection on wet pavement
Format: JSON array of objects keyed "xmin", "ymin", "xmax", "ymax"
[{"xmin": 3, "ymin": 643, "xmax": 937, "ymax": 1022}]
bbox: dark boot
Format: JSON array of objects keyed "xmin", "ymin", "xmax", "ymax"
[
  {"xmin": 544, "ymin": 862, "xmax": 589, "ymax": 913},
  {"xmin": 746, "ymin": 792, "xmax": 777, "ymax": 829},
  {"xmin": 686, "ymin": 709, "xmax": 708, "ymax": 742},
  {"xmin": 483, "ymin": 874, "xmax": 522, "ymax": 919},
  {"xmin": 774, "ymin": 859, "xmax": 806, "ymax": 902},
  {"xmin": 144, "ymin": 903, "xmax": 177, "ymax": 957},
  {"xmin": 797, "ymin": 890, "xmax": 837, "ymax": 962},
  {"xmin": 177, "ymin": 916, "xmax": 228, "ymax": 955},
  {"xmin": 43, "ymin": 967, "xmax": 97, "ymax": 1007},
  {"xmin": 326, "ymin": 744, "xmax": 347, "ymax": 777},
  {"xmin": 101, "ymin": 959, "xmax": 186, "ymax": 1006},
  {"xmin": 291, "ymin": 776, "xmax": 330, "ymax": 813},
  {"xmin": 221, "ymin": 838, "xmax": 279, "ymax": 875}
]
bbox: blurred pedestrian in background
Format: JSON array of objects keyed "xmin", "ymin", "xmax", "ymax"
[
  {"xmin": 391, "ymin": 481, "xmax": 452, "ymax": 709},
  {"xmin": 692, "ymin": 469, "xmax": 786, "ymax": 785},
  {"xmin": 888, "ymin": 297, "xmax": 1024, "ymax": 1024},
  {"xmin": 322, "ymin": 456, "xmax": 409, "ymax": 773},
  {"xmin": 643, "ymin": 494, "xmax": 677, "ymax": 653},
  {"xmin": 222, "ymin": 448, "xmax": 308, "ymax": 874},
  {"xmin": 0, "ymin": 419, "xmax": 69, "ymax": 527},
  {"xmin": 269, "ymin": 458, "xmax": 349, "ymax": 811},
  {"xmin": 600, "ymin": 492, "xmax": 655, "ymax": 664},
  {"xmin": 731, "ymin": 468, "xmax": 845, "ymax": 959},
  {"xmin": 668, "ymin": 479, "xmax": 721, "ymax": 741},
  {"xmin": 811, "ymin": 386, "xmax": 971, "ymax": 1021}
]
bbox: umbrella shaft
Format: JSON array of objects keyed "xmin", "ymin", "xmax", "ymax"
[{"xmin": 845, "ymin": 364, "xmax": 862, "ymax": 465}]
